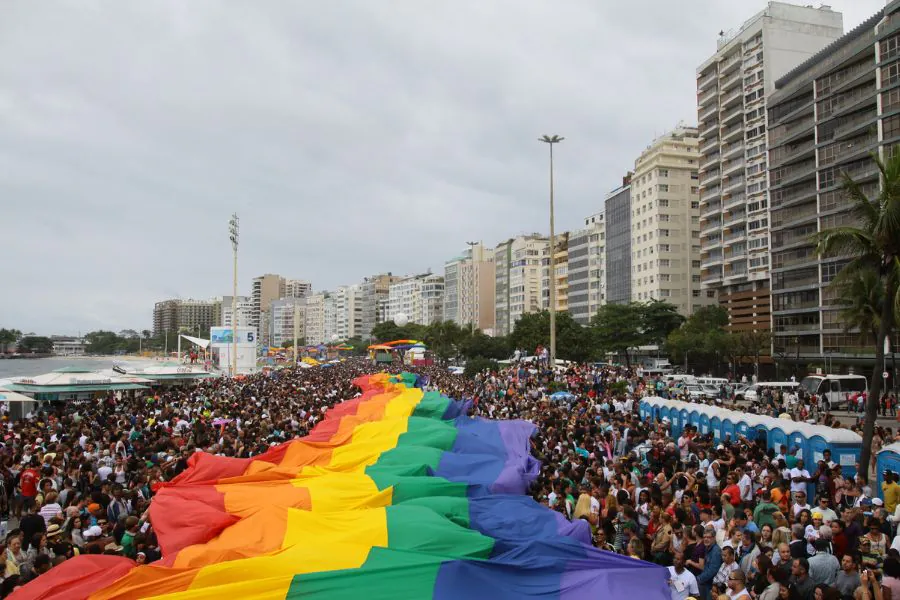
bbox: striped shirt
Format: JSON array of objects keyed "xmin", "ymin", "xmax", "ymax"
[{"xmin": 39, "ymin": 502, "xmax": 62, "ymax": 526}]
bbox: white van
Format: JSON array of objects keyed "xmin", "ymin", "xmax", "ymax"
[
  {"xmin": 696, "ymin": 377, "xmax": 729, "ymax": 387},
  {"xmin": 740, "ymin": 381, "xmax": 799, "ymax": 402},
  {"xmin": 667, "ymin": 374, "xmax": 698, "ymax": 385},
  {"xmin": 799, "ymin": 374, "xmax": 868, "ymax": 409}
]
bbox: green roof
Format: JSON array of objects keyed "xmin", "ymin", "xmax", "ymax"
[
  {"xmin": 51, "ymin": 366, "xmax": 96, "ymax": 373},
  {"xmin": 5, "ymin": 383, "xmax": 149, "ymax": 394}
]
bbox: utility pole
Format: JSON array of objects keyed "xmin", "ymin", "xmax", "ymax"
[
  {"xmin": 229, "ymin": 213, "xmax": 240, "ymax": 377},
  {"xmin": 539, "ymin": 135, "xmax": 564, "ymax": 368}
]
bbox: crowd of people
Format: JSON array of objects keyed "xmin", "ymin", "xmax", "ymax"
[{"xmin": 0, "ymin": 356, "xmax": 897, "ymax": 600}]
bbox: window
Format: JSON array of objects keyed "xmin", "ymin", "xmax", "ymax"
[
  {"xmin": 659, "ymin": 214, "xmax": 670, "ymax": 222},
  {"xmin": 691, "ymin": 190, "xmax": 699, "ymax": 198},
  {"xmin": 883, "ymin": 62, "xmax": 900, "ymax": 88},
  {"xmin": 659, "ymin": 184, "xmax": 669, "ymax": 192},
  {"xmin": 885, "ymin": 114, "xmax": 900, "ymax": 140},
  {"xmin": 660, "ymin": 274, "xmax": 670, "ymax": 282},
  {"xmin": 659, "ymin": 259, "xmax": 670, "ymax": 267},
  {"xmin": 659, "ymin": 244, "xmax": 671, "ymax": 252},
  {"xmin": 659, "ymin": 229, "xmax": 670, "ymax": 237},
  {"xmin": 707, "ymin": 291, "xmax": 716, "ymax": 298},
  {"xmin": 883, "ymin": 34, "xmax": 900, "ymax": 62},
  {"xmin": 692, "ymin": 260, "xmax": 701, "ymax": 268},
  {"xmin": 659, "ymin": 199, "xmax": 669, "ymax": 208},
  {"xmin": 885, "ymin": 87, "xmax": 900, "ymax": 112},
  {"xmin": 658, "ymin": 168, "xmax": 669, "ymax": 177},
  {"xmin": 693, "ymin": 289, "xmax": 701, "ymax": 297},
  {"xmin": 691, "ymin": 172, "xmax": 699, "ymax": 180}
]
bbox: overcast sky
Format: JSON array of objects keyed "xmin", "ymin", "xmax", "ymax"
[{"xmin": 0, "ymin": 0, "xmax": 886, "ymax": 335}]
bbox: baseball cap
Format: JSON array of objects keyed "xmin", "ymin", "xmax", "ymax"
[{"xmin": 873, "ymin": 498, "xmax": 884, "ymax": 506}]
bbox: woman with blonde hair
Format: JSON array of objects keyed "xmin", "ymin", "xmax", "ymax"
[{"xmin": 573, "ymin": 493, "xmax": 597, "ymax": 527}]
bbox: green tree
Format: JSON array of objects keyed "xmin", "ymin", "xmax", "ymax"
[
  {"xmin": 463, "ymin": 357, "xmax": 499, "ymax": 378},
  {"xmin": 370, "ymin": 320, "xmax": 427, "ymax": 343},
  {"xmin": 641, "ymin": 299, "xmax": 685, "ymax": 346},
  {"xmin": 590, "ymin": 303, "xmax": 644, "ymax": 367},
  {"xmin": 835, "ymin": 268, "xmax": 885, "ymax": 342},
  {"xmin": 423, "ymin": 320, "xmax": 466, "ymax": 362},
  {"xmin": 0, "ymin": 329, "xmax": 22, "ymax": 345},
  {"xmin": 459, "ymin": 331, "xmax": 509, "ymax": 360},
  {"xmin": 17, "ymin": 336, "xmax": 53, "ymax": 354},
  {"xmin": 814, "ymin": 152, "xmax": 900, "ymax": 481},
  {"xmin": 508, "ymin": 311, "xmax": 596, "ymax": 363},
  {"xmin": 666, "ymin": 305, "xmax": 729, "ymax": 373}
]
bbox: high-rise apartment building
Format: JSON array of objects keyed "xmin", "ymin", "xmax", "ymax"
[
  {"xmin": 359, "ymin": 273, "xmax": 401, "ymax": 339},
  {"xmin": 304, "ymin": 293, "xmax": 326, "ymax": 345},
  {"xmin": 568, "ymin": 213, "xmax": 606, "ymax": 325},
  {"xmin": 629, "ymin": 126, "xmax": 714, "ymax": 316},
  {"xmin": 268, "ymin": 297, "xmax": 306, "ymax": 348},
  {"xmin": 605, "ymin": 178, "xmax": 632, "ymax": 305},
  {"xmin": 251, "ymin": 274, "xmax": 286, "ymax": 344},
  {"xmin": 284, "ymin": 279, "xmax": 312, "ymax": 299},
  {"xmin": 334, "ymin": 285, "xmax": 362, "ymax": 340},
  {"xmin": 494, "ymin": 235, "xmax": 549, "ymax": 337},
  {"xmin": 696, "ymin": 2, "xmax": 843, "ymax": 331},
  {"xmin": 216, "ymin": 296, "xmax": 253, "ymax": 328},
  {"xmin": 541, "ymin": 233, "xmax": 569, "ymax": 314},
  {"xmin": 766, "ymin": 6, "xmax": 897, "ymax": 366},
  {"xmin": 444, "ymin": 243, "xmax": 496, "ymax": 332},
  {"xmin": 152, "ymin": 299, "xmax": 215, "ymax": 337},
  {"xmin": 387, "ymin": 274, "xmax": 445, "ymax": 326},
  {"xmin": 323, "ymin": 294, "xmax": 337, "ymax": 343}
]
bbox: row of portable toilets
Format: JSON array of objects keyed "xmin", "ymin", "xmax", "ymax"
[{"xmin": 639, "ymin": 397, "xmax": 864, "ymax": 501}]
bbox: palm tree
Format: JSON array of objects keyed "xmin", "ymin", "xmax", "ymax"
[
  {"xmin": 815, "ymin": 152, "xmax": 900, "ymax": 481},
  {"xmin": 835, "ymin": 268, "xmax": 884, "ymax": 343}
]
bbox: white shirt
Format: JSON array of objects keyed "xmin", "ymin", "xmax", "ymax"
[
  {"xmin": 727, "ymin": 589, "xmax": 751, "ymax": 600},
  {"xmin": 739, "ymin": 474, "xmax": 753, "ymax": 501},
  {"xmin": 790, "ymin": 468, "xmax": 810, "ymax": 494},
  {"xmin": 667, "ymin": 566, "xmax": 699, "ymax": 600}
]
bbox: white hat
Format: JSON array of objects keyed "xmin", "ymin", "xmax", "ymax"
[
  {"xmin": 873, "ymin": 498, "xmax": 885, "ymax": 506},
  {"xmin": 84, "ymin": 525, "xmax": 103, "ymax": 538}
]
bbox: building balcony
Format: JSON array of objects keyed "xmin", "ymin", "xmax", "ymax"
[
  {"xmin": 721, "ymin": 122, "xmax": 744, "ymax": 144},
  {"xmin": 723, "ymin": 192, "xmax": 746, "ymax": 211},
  {"xmin": 722, "ymin": 141, "xmax": 744, "ymax": 161},
  {"xmin": 700, "ymin": 200, "xmax": 722, "ymax": 219},
  {"xmin": 701, "ymin": 186, "xmax": 722, "ymax": 202},
  {"xmin": 723, "ymin": 210, "xmax": 746, "ymax": 226},
  {"xmin": 722, "ymin": 158, "xmax": 744, "ymax": 177},
  {"xmin": 769, "ymin": 139, "xmax": 816, "ymax": 170},
  {"xmin": 700, "ymin": 169, "xmax": 721, "ymax": 186},
  {"xmin": 721, "ymin": 105, "xmax": 744, "ymax": 126},
  {"xmin": 700, "ymin": 152, "xmax": 721, "ymax": 171},
  {"xmin": 702, "ymin": 270, "xmax": 724, "ymax": 284},
  {"xmin": 699, "ymin": 103, "xmax": 718, "ymax": 123},
  {"xmin": 722, "ymin": 175, "xmax": 744, "ymax": 194},
  {"xmin": 720, "ymin": 52, "xmax": 742, "ymax": 74},
  {"xmin": 698, "ymin": 87, "xmax": 718, "ymax": 107},
  {"xmin": 721, "ymin": 71, "xmax": 742, "ymax": 92},
  {"xmin": 698, "ymin": 71, "xmax": 718, "ymax": 92},
  {"xmin": 724, "ymin": 266, "xmax": 748, "ymax": 280},
  {"xmin": 721, "ymin": 86, "xmax": 742, "ymax": 110},
  {"xmin": 700, "ymin": 119, "xmax": 719, "ymax": 139},
  {"xmin": 700, "ymin": 135, "xmax": 720, "ymax": 154},
  {"xmin": 724, "ymin": 229, "xmax": 747, "ymax": 243},
  {"xmin": 704, "ymin": 235, "xmax": 723, "ymax": 251},
  {"xmin": 701, "ymin": 254, "xmax": 724, "ymax": 268}
]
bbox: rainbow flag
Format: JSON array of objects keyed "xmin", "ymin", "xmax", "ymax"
[{"xmin": 14, "ymin": 373, "xmax": 668, "ymax": 600}]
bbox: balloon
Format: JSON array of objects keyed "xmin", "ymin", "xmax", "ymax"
[{"xmin": 394, "ymin": 313, "xmax": 409, "ymax": 327}]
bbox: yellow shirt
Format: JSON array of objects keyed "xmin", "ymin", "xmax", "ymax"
[{"xmin": 883, "ymin": 481, "xmax": 900, "ymax": 513}]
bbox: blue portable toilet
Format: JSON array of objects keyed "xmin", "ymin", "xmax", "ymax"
[
  {"xmin": 680, "ymin": 409, "xmax": 690, "ymax": 431},
  {"xmin": 690, "ymin": 410, "xmax": 701, "ymax": 430},
  {"xmin": 700, "ymin": 413, "xmax": 711, "ymax": 436},
  {"xmin": 821, "ymin": 428, "xmax": 863, "ymax": 479},
  {"xmin": 877, "ymin": 443, "xmax": 900, "ymax": 498},
  {"xmin": 711, "ymin": 415, "xmax": 722, "ymax": 441},
  {"xmin": 769, "ymin": 427, "xmax": 788, "ymax": 454},
  {"xmin": 639, "ymin": 401, "xmax": 650, "ymax": 421},
  {"xmin": 659, "ymin": 406, "xmax": 671, "ymax": 424},
  {"xmin": 722, "ymin": 419, "xmax": 736, "ymax": 445},
  {"xmin": 788, "ymin": 430, "xmax": 809, "ymax": 464},
  {"xmin": 808, "ymin": 435, "xmax": 829, "ymax": 466},
  {"xmin": 736, "ymin": 420, "xmax": 751, "ymax": 440}
]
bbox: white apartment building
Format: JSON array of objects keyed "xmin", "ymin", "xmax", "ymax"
[
  {"xmin": 388, "ymin": 273, "xmax": 444, "ymax": 325},
  {"xmin": 567, "ymin": 213, "xmax": 606, "ymax": 325},
  {"xmin": 630, "ymin": 126, "xmax": 714, "ymax": 316},
  {"xmin": 269, "ymin": 297, "xmax": 306, "ymax": 348},
  {"xmin": 696, "ymin": 2, "xmax": 842, "ymax": 331},
  {"xmin": 444, "ymin": 243, "xmax": 496, "ymax": 332},
  {"xmin": 219, "ymin": 296, "xmax": 253, "ymax": 328},
  {"xmin": 333, "ymin": 285, "xmax": 362, "ymax": 340},
  {"xmin": 304, "ymin": 293, "xmax": 326, "ymax": 345},
  {"xmin": 388, "ymin": 273, "xmax": 445, "ymax": 326},
  {"xmin": 323, "ymin": 294, "xmax": 337, "ymax": 342},
  {"xmin": 494, "ymin": 235, "xmax": 548, "ymax": 336}
]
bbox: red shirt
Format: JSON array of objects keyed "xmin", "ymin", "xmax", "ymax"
[
  {"xmin": 723, "ymin": 484, "xmax": 742, "ymax": 507},
  {"xmin": 20, "ymin": 468, "xmax": 39, "ymax": 497}
]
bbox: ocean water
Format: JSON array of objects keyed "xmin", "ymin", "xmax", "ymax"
[{"xmin": 0, "ymin": 357, "xmax": 121, "ymax": 379}]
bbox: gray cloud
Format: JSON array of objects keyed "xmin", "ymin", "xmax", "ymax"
[{"xmin": 0, "ymin": 0, "xmax": 883, "ymax": 334}]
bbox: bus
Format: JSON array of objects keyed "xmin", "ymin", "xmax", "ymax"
[{"xmin": 799, "ymin": 374, "xmax": 868, "ymax": 410}]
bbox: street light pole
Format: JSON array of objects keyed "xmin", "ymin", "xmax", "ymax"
[
  {"xmin": 465, "ymin": 241, "xmax": 478, "ymax": 335},
  {"xmin": 539, "ymin": 135, "xmax": 564, "ymax": 368},
  {"xmin": 229, "ymin": 213, "xmax": 240, "ymax": 377}
]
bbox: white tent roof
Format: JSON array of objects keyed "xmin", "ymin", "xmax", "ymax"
[
  {"xmin": 0, "ymin": 389, "xmax": 37, "ymax": 403},
  {"xmin": 642, "ymin": 396, "xmax": 862, "ymax": 444},
  {"xmin": 12, "ymin": 369, "xmax": 152, "ymax": 387},
  {"xmin": 181, "ymin": 335, "xmax": 210, "ymax": 349}
]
